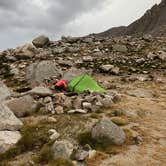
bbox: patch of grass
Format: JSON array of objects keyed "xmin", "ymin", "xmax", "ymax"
[
  {"xmin": 48, "ymin": 157, "xmax": 74, "ymax": 166},
  {"xmin": 90, "ymin": 113, "xmax": 101, "ymax": 119},
  {"xmin": 0, "ymin": 120, "xmax": 52, "ymax": 162},
  {"xmin": 34, "ymin": 140, "xmax": 55, "ymax": 164},
  {"xmin": 18, "ymin": 121, "xmax": 50, "ymax": 151},
  {"xmin": 0, "ymin": 146, "xmax": 21, "ymax": 161},
  {"xmin": 123, "ymin": 128, "xmax": 134, "ymax": 145},
  {"xmin": 85, "ymin": 151, "xmax": 108, "ymax": 166}
]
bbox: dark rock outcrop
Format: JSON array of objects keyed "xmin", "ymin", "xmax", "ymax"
[{"xmin": 97, "ymin": 0, "xmax": 166, "ymax": 37}]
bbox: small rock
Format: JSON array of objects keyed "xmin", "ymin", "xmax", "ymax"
[
  {"xmin": 51, "ymin": 140, "xmax": 74, "ymax": 160},
  {"xmin": 110, "ymin": 117, "xmax": 129, "ymax": 125},
  {"xmin": 47, "ymin": 117, "xmax": 57, "ymax": 123},
  {"xmin": 84, "ymin": 37, "xmax": 93, "ymax": 43},
  {"xmin": 158, "ymin": 51, "xmax": 166, "ymax": 61},
  {"xmin": 91, "ymin": 117, "xmax": 126, "ymax": 145},
  {"xmin": 82, "ymin": 102, "xmax": 92, "ymax": 110},
  {"xmin": 142, "ymin": 34, "xmax": 152, "ymax": 41},
  {"xmin": 147, "ymin": 52, "xmax": 157, "ymax": 60},
  {"xmin": 68, "ymin": 109, "xmax": 87, "ymax": 114},
  {"xmin": 45, "ymin": 102, "xmax": 54, "ymax": 114},
  {"xmin": 32, "ymin": 35, "xmax": 50, "ymax": 48},
  {"xmin": 88, "ymin": 150, "xmax": 97, "ymax": 159},
  {"xmin": 43, "ymin": 96, "xmax": 52, "ymax": 103},
  {"xmin": 111, "ymin": 67, "xmax": 120, "ymax": 75},
  {"xmin": 55, "ymin": 106, "xmax": 64, "ymax": 114},
  {"xmin": 83, "ymin": 56, "xmax": 93, "ymax": 62},
  {"xmin": 48, "ymin": 129, "xmax": 60, "ymax": 140},
  {"xmin": 101, "ymin": 95, "xmax": 114, "ymax": 108},
  {"xmin": 100, "ymin": 64, "xmax": 114, "ymax": 72},
  {"xmin": 74, "ymin": 149, "xmax": 89, "ymax": 161},
  {"xmin": 73, "ymin": 97, "xmax": 83, "ymax": 109},
  {"xmin": 63, "ymin": 97, "xmax": 72, "ymax": 109}
]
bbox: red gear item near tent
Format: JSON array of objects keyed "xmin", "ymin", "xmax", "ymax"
[{"xmin": 55, "ymin": 80, "xmax": 67, "ymax": 89}]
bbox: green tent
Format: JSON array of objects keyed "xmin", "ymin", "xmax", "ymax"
[{"xmin": 68, "ymin": 75, "xmax": 106, "ymax": 93}]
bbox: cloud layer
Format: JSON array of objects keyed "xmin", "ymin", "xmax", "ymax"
[{"xmin": 0, "ymin": 0, "xmax": 161, "ymax": 50}]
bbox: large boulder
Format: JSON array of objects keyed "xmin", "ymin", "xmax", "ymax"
[
  {"xmin": 0, "ymin": 81, "xmax": 11, "ymax": 101},
  {"xmin": 6, "ymin": 95, "xmax": 39, "ymax": 117},
  {"xmin": 14, "ymin": 44, "xmax": 36, "ymax": 59},
  {"xmin": 32, "ymin": 35, "xmax": 50, "ymax": 48},
  {"xmin": 51, "ymin": 140, "xmax": 74, "ymax": 160},
  {"xmin": 26, "ymin": 60, "xmax": 62, "ymax": 85},
  {"xmin": 0, "ymin": 104, "xmax": 23, "ymax": 131},
  {"xmin": 0, "ymin": 131, "xmax": 21, "ymax": 154},
  {"xmin": 91, "ymin": 117, "xmax": 126, "ymax": 145}
]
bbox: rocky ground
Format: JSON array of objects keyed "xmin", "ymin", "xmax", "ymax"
[{"xmin": 0, "ymin": 35, "xmax": 166, "ymax": 166}]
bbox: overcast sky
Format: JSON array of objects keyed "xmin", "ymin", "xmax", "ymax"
[{"xmin": 0, "ymin": 0, "xmax": 161, "ymax": 50}]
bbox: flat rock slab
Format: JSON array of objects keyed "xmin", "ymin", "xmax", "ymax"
[
  {"xmin": 0, "ymin": 131, "xmax": 21, "ymax": 154},
  {"xmin": 0, "ymin": 104, "xmax": 23, "ymax": 131},
  {"xmin": 127, "ymin": 88, "xmax": 153, "ymax": 98},
  {"xmin": 0, "ymin": 81, "xmax": 11, "ymax": 101},
  {"xmin": 29, "ymin": 86, "xmax": 53, "ymax": 97},
  {"xmin": 6, "ymin": 95, "xmax": 39, "ymax": 117}
]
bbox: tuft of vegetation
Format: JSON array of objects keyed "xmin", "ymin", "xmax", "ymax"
[
  {"xmin": 17, "ymin": 121, "xmax": 50, "ymax": 152},
  {"xmin": 34, "ymin": 140, "xmax": 55, "ymax": 164},
  {"xmin": 77, "ymin": 131, "xmax": 108, "ymax": 151},
  {"xmin": 90, "ymin": 113, "xmax": 101, "ymax": 119},
  {"xmin": 49, "ymin": 157, "xmax": 74, "ymax": 166},
  {"xmin": 0, "ymin": 120, "xmax": 52, "ymax": 162},
  {"xmin": 0, "ymin": 146, "xmax": 21, "ymax": 162}
]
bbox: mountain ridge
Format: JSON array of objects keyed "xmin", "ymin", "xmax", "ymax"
[{"xmin": 97, "ymin": 0, "xmax": 166, "ymax": 37}]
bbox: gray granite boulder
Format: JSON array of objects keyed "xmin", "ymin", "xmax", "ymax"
[{"xmin": 91, "ymin": 117, "xmax": 126, "ymax": 145}]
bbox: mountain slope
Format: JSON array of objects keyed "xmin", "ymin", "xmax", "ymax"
[{"xmin": 97, "ymin": 0, "xmax": 166, "ymax": 37}]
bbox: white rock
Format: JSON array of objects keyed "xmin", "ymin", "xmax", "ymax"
[
  {"xmin": 0, "ymin": 131, "xmax": 21, "ymax": 154},
  {"xmin": 68, "ymin": 109, "xmax": 87, "ymax": 114},
  {"xmin": 82, "ymin": 102, "xmax": 92, "ymax": 109},
  {"xmin": 88, "ymin": 150, "xmax": 97, "ymax": 159},
  {"xmin": 48, "ymin": 129, "xmax": 60, "ymax": 140}
]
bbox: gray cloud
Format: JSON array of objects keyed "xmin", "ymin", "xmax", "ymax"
[
  {"xmin": 0, "ymin": 0, "xmax": 107, "ymax": 31},
  {"xmin": 0, "ymin": 0, "xmax": 161, "ymax": 50}
]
